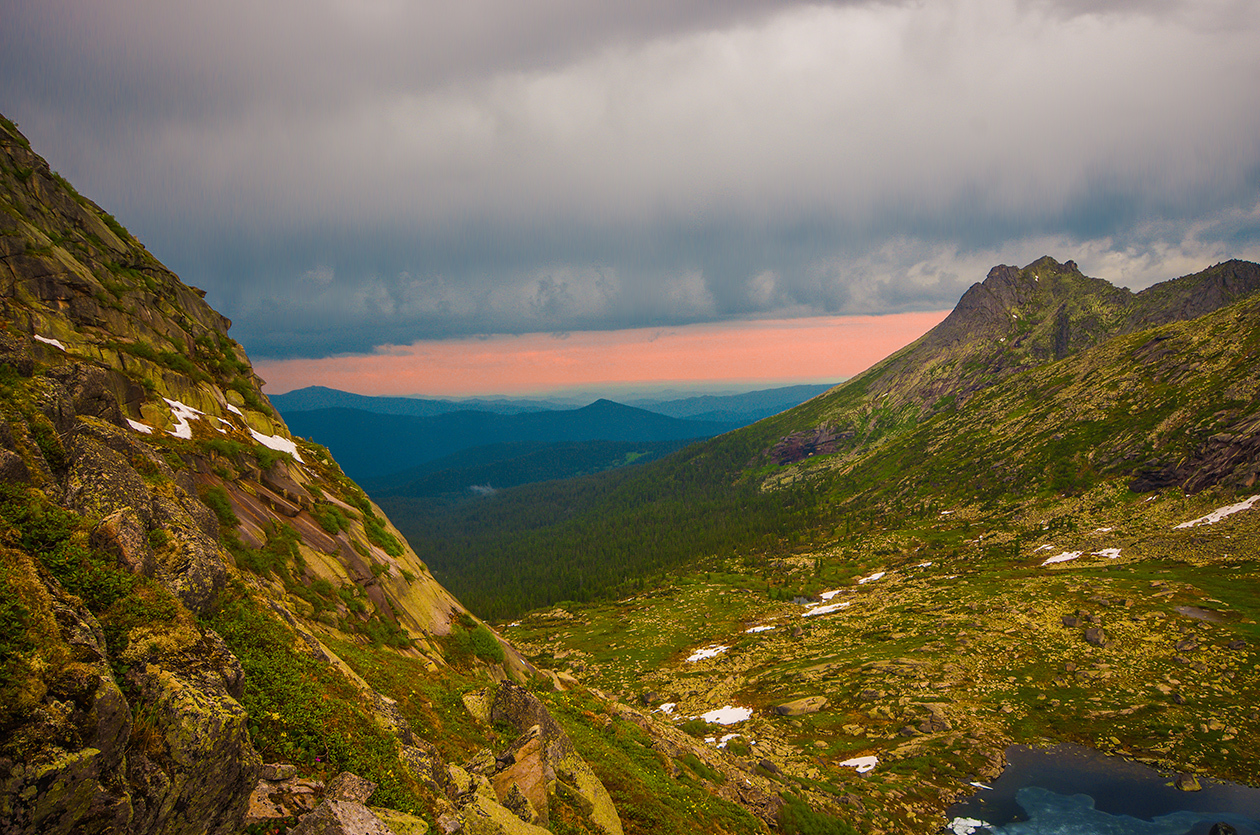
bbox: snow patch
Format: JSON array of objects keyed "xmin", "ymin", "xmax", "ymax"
[
  {"xmin": 248, "ymin": 428, "xmax": 305, "ymax": 463},
  {"xmin": 163, "ymin": 398, "xmax": 202, "ymax": 439},
  {"xmin": 857, "ymin": 571, "xmax": 885, "ymax": 584},
  {"xmin": 686, "ymin": 645, "xmax": 728, "ymax": 663},
  {"xmin": 698, "ymin": 706, "xmax": 751, "ymax": 725},
  {"xmin": 226, "ymin": 403, "xmax": 243, "ymax": 415},
  {"xmin": 819, "ymin": 589, "xmax": 841, "ymax": 601},
  {"xmin": 745, "ymin": 625, "xmax": 775, "ymax": 633},
  {"xmin": 838, "ymin": 755, "xmax": 878, "ymax": 774},
  {"xmin": 947, "ymin": 817, "xmax": 992, "ymax": 835},
  {"xmin": 1040, "ymin": 551, "xmax": 1083, "ymax": 566},
  {"xmin": 1094, "ymin": 527, "xmax": 1114, "ymax": 533},
  {"xmin": 1092, "ymin": 548, "xmax": 1122, "ymax": 559},
  {"xmin": 126, "ymin": 419, "xmax": 153, "ymax": 434},
  {"xmin": 656, "ymin": 703, "xmax": 676, "ymax": 715},
  {"xmin": 917, "ymin": 562, "xmax": 933, "ymax": 568},
  {"xmin": 1174, "ymin": 495, "xmax": 1260, "ymax": 529},
  {"xmin": 1034, "ymin": 544, "xmax": 1055, "ymax": 552},
  {"xmin": 803, "ymin": 601, "xmax": 851, "ymax": 617},
  {"xmin": 717, "ymin": 733, "xmax": 741, "ymax": 748},
  {"xmin": 34, "ymin": 334, "xmax": 67, "ymax": 351}
]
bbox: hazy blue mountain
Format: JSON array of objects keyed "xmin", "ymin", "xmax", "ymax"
[
  {"xmin": 626, "ymin": 383, "xmax": 834, "ymax": 424},
  {"xmin": 284, "ymin": 399, "xmax": 738, "ymax": 481},
  {"xmin": 269, "ymin": 385, "xmax": 560, "ymax": 416}
]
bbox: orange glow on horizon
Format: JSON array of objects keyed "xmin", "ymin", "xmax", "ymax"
[{"xmin": 255, "ymin": 311, "xmax": 950, "ymax": 397}]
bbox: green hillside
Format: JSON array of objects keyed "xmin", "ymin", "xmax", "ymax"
[{"xmin": 387, "ymin": 258, "xmax": 1260, "ymax": 621}]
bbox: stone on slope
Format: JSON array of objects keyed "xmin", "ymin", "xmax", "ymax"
[{"xmin": 775, "ymin": 696, "xmax": 828, "ymax": 716}]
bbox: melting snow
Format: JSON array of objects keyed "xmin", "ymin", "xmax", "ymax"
[
  {"xmin": 248, "ymin": 428, "xmax": 305, "ymax": 463},
  {"xmin": 1174, "ymin": 495, "xmax": 1260, "ymax": 529},
  {"xmin": 745, "ymin": 625, "xmax": 775, "ymax": 633},
  {"xmin": 656, "ymin": 703, "xmax": 676, "ymax": 715},
  {"xmin": 838, "ymin": 755, "xmax": 878, "ymax": 774},
  {"xmin": 969, "ymin": 781, "xmax": 993, "ymax": 790},
  {"xmin": 163, "ymin": 398, "xmax": 202, "ymax": 439},
  {"xmin": 1094, "ymin": 527, "xmax": 1114, "ymax": 533},
  {"xmin": 948, "ymin": 817, "xmax": 992, "ymax": 835},
  {"xmin": 717, "ymin": 733, "xmax": 741, "ymax": 748},
  {"xmin": 917, "ymin": 562, "xmax": 933, "ymax": 568},
  {"xmin": 686, "ymin": 645, "xmax": 729, "ymax": 663},
  {"xmin": 1034, "ymin": 544, "xmax": 1055, "ymax": 552},
  {"xmin": 1041, "ymin": 551, "xmax": 1083, "ymax": 566},
  {"xmin": 803, "ymin": 601, "xmax": 851, "ymax": 617},
  {"xmin": 34, "ymin": 334, "xmax": 67, "ymax": 351},
  {"xmin": 857, "ymin": 571, "xmax": 885, "ymax": 584},
  {"xmin": 698, "ymin": 706, "xmax": 752, "ymax": 725},
  {"xmin": 1092, "ymin": 548, "xmax": 1122, "ymax": 559},
  {"xmin": 126, "ymin": 419, "xmax": 153, "ymax": 434},
  {"xmin": 226, "ymin": 404, "xmax": 243, "ymax": 415},
  {"xmin": 819, "ymin": 589, "xmax": 841, "ymax": 600}
]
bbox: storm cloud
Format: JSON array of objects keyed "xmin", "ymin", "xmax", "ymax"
[{"xmin": 3, "ymin": 0, "xmax": 1259, "ymax": 358}]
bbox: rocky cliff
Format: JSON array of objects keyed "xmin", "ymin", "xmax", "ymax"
[{"xmin": 0, "ymin": 114, "xmax": 637, "ymax": 835}]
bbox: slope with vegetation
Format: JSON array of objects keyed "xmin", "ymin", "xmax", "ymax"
[
  {"xmin": 0, "ymin": 114, "xmax": 816, "ymax": 835},
  {"xmin": 398, "ymin": 255, "xmax": 1260, "ymax": 832}
]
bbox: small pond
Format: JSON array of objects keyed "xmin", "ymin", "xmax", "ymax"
[{"xmin": 947, "ymin": 743, "xmax": 1260, "ymax": 835}]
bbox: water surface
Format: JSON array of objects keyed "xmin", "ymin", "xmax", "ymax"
[{"xmin": 947, "ymin": 744, "xmax": 1260, "ymax": 835}]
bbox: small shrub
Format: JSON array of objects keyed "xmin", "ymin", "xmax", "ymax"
[
  {"xmin": 29, "ymin": 420, "xmax": 66, "ymax": 471},
  {"xmin": 312, "ymin": 503, "xmax": 350, "ymax": 535},
  {"xmin": 147, "ymin": 528, "xmax": 170, "ymax": 548},
  {"xmin": 778, "ymin": 794, "xmax": 858, "ymax": 835},
  {"xmin": 200, "ymin": 484, "xmax": 239, "ymax": 528}
]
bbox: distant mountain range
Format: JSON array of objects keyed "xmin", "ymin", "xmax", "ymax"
[
  {"xmin": 281, "ymin": 398, "xmax": 740, "ymax": 481},
  {"xmin": 275, "ymin": 383, "xmax": 834, "ymax": 485}
]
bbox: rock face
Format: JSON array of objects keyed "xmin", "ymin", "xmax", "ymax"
[
  {"xmin": 487, "ymin": 683, "xmax": 623, "ymax": 835},
  {"xmin": 0, "ymin": 561, "xmax": 133, "ymax": 835},
  {"xmin": 0, "ymin": 114, "xmax": 541, "ymax": 835}
]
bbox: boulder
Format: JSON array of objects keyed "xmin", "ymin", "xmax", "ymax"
[
  {"xmin": 1175, "ymin": 774, "xmax": 1202, "ymax": 792},
  {"xmin": 775, "ymin": 696, "xmax": 829, "ymax": 716},
  {"xmin": 325, "ymin": 772, "xmax": 377, "ymax": 804},
  {"xmin": 372, "ymin": 807, "xmax": 431, "ymax": 835},
  {"xmin": 124, "ymin": 626, "xmax": 260, "ymax": 835},
  {"xmin": 291, "ymin": 800, "xmax": 399, "ymax": 835},
  {"xmin": 0, "ymin": 553, "xmax": 134, "ymax": 835},
  {"xmin": 1084, "ymin": 627, "xmax": 1109, "ymax": 647},
  {"xmin": 490, "ymin": 727, "xmax": 549, "ymax": 824},
  {"xmin": 462, "ymin": 688, "xmax": 494, "ymax": 724},
  {"xmin": 489, "ymin": 683, "xmax": 622, "ymax": 835}
]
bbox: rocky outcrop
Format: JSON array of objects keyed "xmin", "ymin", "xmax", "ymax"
[
  {"xmin": 0, "ymin": 555, "xmax": 133, "ymax": 835},
  {"xmin": 768, "ymin": 424, "xmax": 854, "ymax": 466},
  {"xmin": 479, "ymin": 683, "xmax": 623, "ymax": 835}
]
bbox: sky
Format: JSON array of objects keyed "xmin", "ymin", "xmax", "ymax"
[{"xmin": 3, "ymin": 0, "xmax": 1259, "ymax": 396}]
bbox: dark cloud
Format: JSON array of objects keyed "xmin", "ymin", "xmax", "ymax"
[{"xmin": 2, "ymin": 0, "xmax": 1258, "ymax": 359}]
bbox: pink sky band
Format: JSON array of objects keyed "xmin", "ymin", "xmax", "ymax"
[{"xmin": 256, "ymin": 310, "xmax": 950, "ymax": 398}]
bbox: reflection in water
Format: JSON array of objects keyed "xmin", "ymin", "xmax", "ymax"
[
  {"xmin": 951, "ymin": 787, "xmax": 1258, "ymax": 835},
  {"xmin": 947, "ymin": 745, "xmax": 1260, "ymax": 835}
]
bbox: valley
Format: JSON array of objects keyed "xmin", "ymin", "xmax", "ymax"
[{"xmin": 2, "ymin": 109, "xmax": 1258, "ymax": 835}]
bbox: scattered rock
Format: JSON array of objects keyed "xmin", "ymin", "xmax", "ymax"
[
  {"xmin": 325, "ymin": 772, "xmax": 378, "ymax": 804},
  {"xmin": 1175, "ymin": 773, "xmax": 1202, "ymax": 792},
  {"xmin": 775, "ymin": 696, "xmax": 828, "ymax": 716},
  {"xmin": 290, "ymin": 799, "xmax": 398, "ymax": 835},
  {"xmin": 262, "ymin": 763, "xmax": 299, "ymax": 781},
  {"xmin": 1084, "ymin": 627, "xmax": 1109, "ymax": 647},
  {"xmin": 1061, "ymin": 615, "xmax": 1080, "ymax": 628}
]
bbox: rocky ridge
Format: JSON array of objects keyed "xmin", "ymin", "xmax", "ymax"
[{"xmin": 0, "ymin": 114, "xmax": 648, "ymax": 835}]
